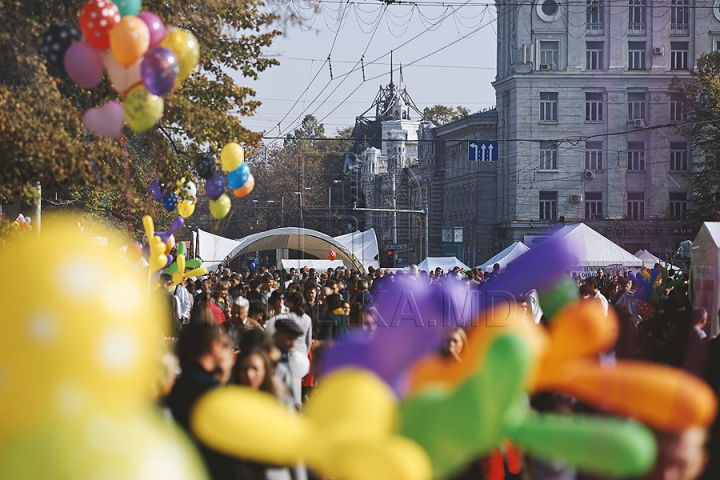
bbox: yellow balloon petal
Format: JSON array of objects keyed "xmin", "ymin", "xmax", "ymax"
[{"xmin": 220, "ymin": 143, "xmax": 244, "ymax": 172}]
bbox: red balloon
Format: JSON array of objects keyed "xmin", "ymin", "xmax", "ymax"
[
  {"xmin": 327, "ymin": 250, "xmax": 336, "ymax": 261},
  {"xmin": 126, "ymin": 243, "xmax": 142, "ymax": 264},
  {"xmin": 636, "ymin": 300, "xmax": 654, "ymax": 319},
  {"xmin": 79, "ymin": 0, "xmax": 121, "ymax": 49}
]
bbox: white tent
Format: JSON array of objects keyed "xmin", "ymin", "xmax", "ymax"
[
  {"xmin": 477, "ymin": 241, "xmax": 530, "ymax": 272},
  {"xmin": 634, "ymin": 249, "xmax": 681, "ymax": 270},
  {"xmin": 416, "ymin": 256, "xmax": 471, "ymax": 273},
  {"xmin": 547, "ymin": 223, "xmax": 642, "ymax": 277},
  {"xmin": 691, "ymin": 223, "xmax": 720, "ymax": 336},
  {"xmin": 333, "ymin": 228, "xmax": 380, "ymax": 271},
  {"xmin": 281, "ymin": 259, "xmax": 344, "ymax": 271},
  {"xmin": 223, "ymin": 227, "xmax": 365, "ymax": 272},
  {"xmin": 197, "ymin": 229, "xmax": 242, "ymax": 271}
]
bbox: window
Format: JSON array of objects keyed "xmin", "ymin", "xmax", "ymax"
[
  {"xmin": 540, "ymin": 41, "xmax": 559, "ymax": 70},
  {"xmin": 628, "ymin": 0, "xmax": 646, "ymax": 33},
  {"xmin": 539, "ymin": 191, "xmax": 558, "ymax": 220},
  {"xmin": 671, "ymin": 42, "xmax": 689, "ymax": 70},
  {"xmin": 585, "ymin": 92, "xmax": 604, "ymax": 121},
  {"xmin": 670, "ymin": 92, "xmax": 688, "ymax": 121},
  {"xmin": 540, "ymin": 142, "xmax": 558, "ymax": 170},
  {"xmin": 670, "ymin": 192, "xmax": 688, "ymax": 219},
  {"xmin": 586, "ymin": 42, "xmax": 604, "ymax": 70},
  {"xmin": 540, "ymin": 92, "xmax": 558, "ymax": 121},
  {"xmin": 628, "ymin": 42, "xmax": 646, "ymax": 70},
  {"xmin": 670, "ymin": 143, "xmax": 689, "ymax": 171},
  {"xmin": 671, "ymin": 0, "xmax": 689, "ymax": 35},
  {"xmin": 585, "ymin": 141, "xmax": 603, "ymax": 169},
  {"xmin": 628, "ymin": 142, "xmax": 646, "ymax": 170},
  {"xmin": 538, "ymin": 0, "xmax": 562, "ymax": 22},
  {"xmin": 628, "ymin": 192, "xmax": 645, "ymax": 220},
  {"xmin": 585, "ymin": 192, "xmax": 603, "ymax": 219},
  {"xmin": 587, "ymin": 0, "xmax": 604, "ymax": 32},
  {"xmin": 628, "ymin": 92, "xmax": 646, "ymax": 120}
]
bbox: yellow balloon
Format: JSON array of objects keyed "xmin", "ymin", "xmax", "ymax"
[
  {"xmin": 177, "ymin": 200, "xmax": 195, "ymax": 219},
  {"xmin": 0, "ymin": 214, "xmax": 167, "ymax": 441},
  {"xmin": 208, "ymin": 194, "xmax": 231, "ymax": 219},
  {"xmin": 123, "ymin": 85, "xmax": 163, "ymax": 133},
  {"xmin": 109, "ymin": 16, "xmax": 150, "ymax": 67},
  {"xmin": 0, "ymin": 410, "xmax": 208, "ymax": 480},
  {"xmin": 220, "ymin": 143, "xmax": 244, "ymax": 172},
  {"xmin": 160, "ymin": 29, "xmax": 200, "ymax": 82}
]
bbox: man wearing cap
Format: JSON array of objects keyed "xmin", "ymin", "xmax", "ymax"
[{"xmin": 273, "ymin": 315, "xmax": 305, "ymax": 407}]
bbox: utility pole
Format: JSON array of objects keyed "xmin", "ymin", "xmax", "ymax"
[
  {"xmin": 391, "ymin": 173, "xmax": 397, "ymax": 267},
  {"xmin": 327, "ymin": 186, "xmax": 332, "ymax": 234}
]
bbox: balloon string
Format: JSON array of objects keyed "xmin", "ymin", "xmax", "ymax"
[{"xmin": 120, "ymin": 135, "xmax": 134, "ymax": 237}]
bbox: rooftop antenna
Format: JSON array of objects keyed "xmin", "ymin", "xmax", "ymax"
[{"xmin": 389, "ymin": 50, "xmax": 394, "ymax": 91}]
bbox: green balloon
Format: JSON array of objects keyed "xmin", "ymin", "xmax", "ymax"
[
  {"xmin": 164, "ymin": 262, "xmax": 179, "ymax": 275},
  {"xmin": 115, "ymin": 0, "xmax": 142, "ymax": 17},
  {"xmin": 507, "ymin": 415, "xmax": 657, "ymax": 478},
  {"xmin": 539, "ymin": 276, "xmax": 579, "ymax": 320},
  {"xmin": 186, "ymin": 259, "xmax": 202, "ymax": 269},
  {"xmin": 177, "ymin": 242, "xmax": 186, "ymax": 256},
  {"xmin": 400, "ymin": 334, "xmax": 531, "ymax": 478}
]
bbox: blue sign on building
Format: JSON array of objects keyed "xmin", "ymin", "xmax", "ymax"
[{"xmin": 468, "ymin": 141, "xmax": 498, "ymax": 161}]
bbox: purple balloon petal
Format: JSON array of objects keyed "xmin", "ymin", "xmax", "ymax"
[
  {"xmin": 164, "ymin": 254, "xmax": 174, "ymax": 269},
  {"xmin": 150, "ymin": 178, "xmax": 163, "ymax": 200},
  {"xmin": 205, "ymin": 174, "xmax": 225, "ymax": 200},
  {"xmin": 142, "ymin": 243, "xmax": 150, "ymax": 260},
  {"xmin": 141, "ymin": 46, "xmax": 178, "ymax": 96},
  {"xmin": 628, "ymin": 271, "xmax": 637, "ymax": 283}
]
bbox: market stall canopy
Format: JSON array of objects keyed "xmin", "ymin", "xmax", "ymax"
[
  {"xmin": 634, "ymin": 249, "xmax": 681, "ymax": 270},
  {"xmin": 280, "ymin": 259, "xmax": 345, "ymax": 271},
  {"xmin": 416, "ymin": 256, "xmax": 471, "ymax": 273},
  {"xmin": 333, "ymin": 228, "xmax": 380, "ymax": 270},
  {"xmin": 691, "ymin": 223, "xmax": 720, "ymax": 336},
  {"xmin": 197, "ymin": 229, "xmax": 241, "ymax": 272},
  {"xmin": 547, "ymin": 223, "xmax": 643, "ymax": 267},
  {"xmin": 222, "ymin": 227, "xmax": 365, "ymax": 272},
  {"xmin": 477, "ymin": 241, "xmax": 530, "ymax": 272}
]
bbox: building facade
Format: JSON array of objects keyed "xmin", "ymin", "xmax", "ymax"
[{"xmin": 491, "ymin": 0, "xmax": 711, "ymax": 256}]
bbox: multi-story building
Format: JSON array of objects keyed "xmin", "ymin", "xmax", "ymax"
[{"xmin": 491, "ymin": 0, "xmax": 707, "ymax": 255}]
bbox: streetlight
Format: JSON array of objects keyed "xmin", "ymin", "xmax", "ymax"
[
  {"xmin": 332, "ymin": 179, "xmax": 345, "ymax": 235},
  {"xmin": 293, "ymin": 187, "xmax": 311, "ymax": 229},
  {"xmin": 252, "ymin": 200, "xmax": 258, "ymax": 230},
  {"xmin": 266, "ymin": 197, "xmax": 284, "ymax": 228}
]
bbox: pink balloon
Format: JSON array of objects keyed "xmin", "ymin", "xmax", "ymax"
[
  {"xmin": 102, "ymin": 51, "xmax": 142, "ymax": 95},
  {"xmin": 63, "ymin": 41, "xmax": 104, "ymax": 88},
  {"xmin": 137, "ymin": 12, "xmax": 166, "ymax": 48},
  {"xmin": 83, "ymin": 101, "xmax": 125, "ymax": 139}
]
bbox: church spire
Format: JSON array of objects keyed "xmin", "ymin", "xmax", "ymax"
[{"xmin": 389, "ymin": 50, "xmax": 394, "ymax": 91}]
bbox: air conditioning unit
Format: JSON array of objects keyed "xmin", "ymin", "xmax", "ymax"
[
  {"xmin": 539, "ymin": 63, "xmax": 553, "ymax": 71},
  {"xmin": 571, "ymin": 194, "xmax": 583, "ymax": 203},
  {"xmin": 633, "ymin": 118, "xmax": 645, "ymax": 127},
  {"xmin": 654, "ymin": 46, "xmax": 665, "ymax": 56},
  {"xmin": 584, "ymin": 170, "xmax": 596, "ymax": 179}
]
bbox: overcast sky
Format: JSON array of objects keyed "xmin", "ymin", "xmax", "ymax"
[{"xmin": 231, "ymin": 0, "xmax": 499, "ymax": 140}]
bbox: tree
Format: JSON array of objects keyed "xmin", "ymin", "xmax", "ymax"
[
  {"xmin": 284, "ymin": 115, "xmax": 326, "ymax": 146},
  {"xmin": 670, "ymin": 52, "xmax": 720, "ymax": 228},
  {"xmin": 0, "ymin": 0, "xmax": 280, "ymax": 209},
  {"xmin": 422, "ymin": 105, "xmax": 471, "ymax": 126}
]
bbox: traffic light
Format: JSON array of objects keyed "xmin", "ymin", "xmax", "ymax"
[{"xmin": 387, "ymin": 250, "xmax": 393, "ymax": 256}]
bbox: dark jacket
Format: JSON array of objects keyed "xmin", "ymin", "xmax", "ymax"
[
  {"xmin": 317, "ymin": 311, "xmax": 349, "ymax": 341},
  {"xmin": 167, "ymin": 363, "xmax": 266, "ymax": 480}
]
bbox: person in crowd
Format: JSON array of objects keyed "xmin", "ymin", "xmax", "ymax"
[
  {"xmin": 191, "ymin": 291, "xmax": 225, "ymax": 325},
  {"xmin": 158, "ymin": 273, "xmax": 181, "ymax": 337},
  {"xmin": 267, "ymin": 290, "xmax": 289, "ymax": 319},
  {"xmin": 644, "ymin": 428, "xmax": 708, "ymax": 480},
  {"xmin": 211, "ymin": 281, "xmax": 231, "ymax": 322},
  {"xmin": 173, "ymin": 277, "xmax": 194, "ymax": 327},
  {"xmin": 224, "ymin": 296, "xmax": 262, "ymax": 348},
  {"xmin": 683, "ymin": 308, "xmax": 710, "ymax": 378},
  {"xmin": 354, "ymin": 278, "xmax": 374, "ymax": 307},
  {"xmin": 439, "ymin": 327, "xmax": 468, "ymax": 364},
  {"xmin": 271, "ymin": 316, "xmax": 306, "ymax": 408},
  {"xmin": 304, "ymin": 283, "xmax": 321, "ymax": 336},
  {"xmin": 584, "ymin": 277, "xmax": 609, "ymax": 317},
  {"xmin": 247, "ymin": 300, "xmax": 266, "ymax": 328},
  {"xmin": 318, "ymin": 293, "xmax": 349, "ymax": 341},
  {"xmin": 167, "ymin": 322, "xmax": 266, "ymax": 480},
  {"xmin": 602, "ymin": 280, "xmax": 619, "ymax": 302},
  {"xmin": 245, "ymin": 278, "xmax": 266, "ymax": 315}
]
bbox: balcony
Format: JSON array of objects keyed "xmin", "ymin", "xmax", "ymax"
[
  {"xmin": 670, "ymin": 23, "xmax": 689, "ymax": 35},
  {"xmin": 586, "ymin": 23, "xmax": 604, "ymax": 35},
  {"xmin": 628, "ymin": 22, "xmax": 646, "ymax": 35}
]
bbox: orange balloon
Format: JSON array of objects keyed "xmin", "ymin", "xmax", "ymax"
[
  {"xmin": 109, "ymin": 16, "xmax": 150, "ymax": 67},
  {"xmin": 164, "ymin": 235, "xmax": 176, "ymax": 255},
  {"xmin": 232, "ymin": 174, "xmax": 255, "ymax": 198}
]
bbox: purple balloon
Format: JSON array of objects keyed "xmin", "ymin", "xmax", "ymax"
[
  {"xmin": 142, "ymin": 243, "xmax": 150, "ymax": 261},
  {"xmin": 150, "ymin": 178, "xmax": 164, "ymax": 200},
  {"xmin": 164, "ymin": 254, "xmax": 174, "ymax": 269},
  {"xmin": 205, "ymin": 174, "xmax": 225, "ymax": 200},
  {"xmin": 628, "ymin": 271, "xmax": 637, "ymax": 284},
  {"xmin": 64, "ymin": 41, "xmax": 104, "ymax": 88},
  {"xmin": 157, "ymin": 217, "xmax": 185, "ymax": 243},
  {"xmin": 137, "ymin": 12, "xmax": 166, "ymax": 48},
  {"xmin": 141, "ymin": 47, "xmax": 179, "ymax": 96}
]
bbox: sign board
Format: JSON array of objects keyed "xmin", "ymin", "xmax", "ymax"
[
  {"xmin": 468, "ymin": 141, "xmax": 498, "ymax": 161},
  {"xmin": 386, "ymin": 244, "xmax": 408, "ymax": 250}
]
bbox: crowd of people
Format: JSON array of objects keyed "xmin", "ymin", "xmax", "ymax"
[{"xmin": 154, "ymin": 261, "xmax": 720, "ymax": 480}]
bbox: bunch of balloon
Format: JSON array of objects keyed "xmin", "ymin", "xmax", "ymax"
[
  {"xmin": 11, "ymin": 214, "xmax": 32, "ymax": 231},
  {"xmin": 41, "ymin": 1, "xmax": 200, "ymax": 138},
  {"xmin": 197, "ymin": 151, "xmax": 231, "ymax": 220},
  {"xmin": 223, "ymin": 143, "xmax": 255, "ymax": 200}
]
